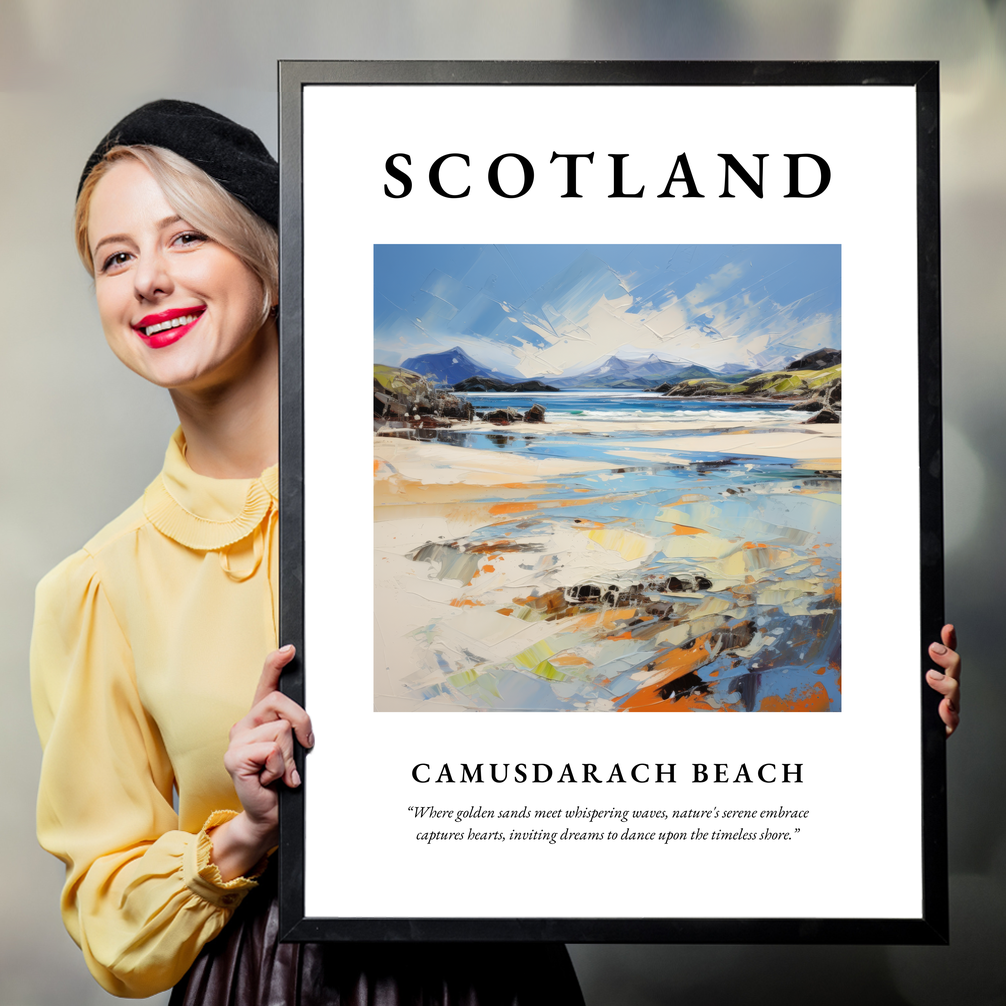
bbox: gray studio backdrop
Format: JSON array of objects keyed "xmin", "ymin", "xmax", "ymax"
[{"xmin": 2, "ymin": 2, "xmax": 1003, "ymax": 1004}]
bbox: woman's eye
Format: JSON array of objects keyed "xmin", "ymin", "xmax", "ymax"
[
  {"xmin": 101, "ymin": 251, "xmax": 132, "ymax": 273},
  {"xmin": 173, "ymin": 231, "xmax": 207, "ymax": 248}
]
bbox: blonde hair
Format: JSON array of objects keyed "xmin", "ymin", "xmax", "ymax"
[{"xmin": 75, "ymin": 145, "xmax": 278, "ymax": 323}]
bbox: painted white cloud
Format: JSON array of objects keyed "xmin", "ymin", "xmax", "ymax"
[{"xmin": 376, "ymin": 251, "xmax": 839, "ymax": 377}]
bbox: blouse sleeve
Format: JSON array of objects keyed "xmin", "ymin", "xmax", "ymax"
[{"xmin": 31, "ymin": 549, "xmax": 262, "ymax": 998}]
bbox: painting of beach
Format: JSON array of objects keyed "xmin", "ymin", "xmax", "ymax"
[{"xmin": 374, "ymin": 245, "xmax": 841, "ymax": 712}]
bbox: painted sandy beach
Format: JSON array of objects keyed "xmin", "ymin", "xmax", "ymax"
[{"xmin": 373, "ymin": 245, "xmax": 841, "ymax": 712}]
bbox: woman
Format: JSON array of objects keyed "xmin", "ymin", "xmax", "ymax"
[
  {"xmin": 33, "ymin": 99, "xmax": 962, "ymax": 1003},
  {"xmin": 31, "ymin": 100, "xmax": 586, "ymax": 1003}
]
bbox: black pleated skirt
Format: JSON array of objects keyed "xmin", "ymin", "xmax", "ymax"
[{"xmin": 169, "ymin": 869, "xmax": 585, "ymax": 1006}]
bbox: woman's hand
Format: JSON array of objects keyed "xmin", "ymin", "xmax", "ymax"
[
  {"xmin": 209, "ymin": 645, "xmax": 314, "ymax": 881},
  {"xmin": 926, "ymin": 624, "xmax": 961, "ymax": 738}
]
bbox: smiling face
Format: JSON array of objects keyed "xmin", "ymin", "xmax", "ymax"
[{"xmin": 87, "ymin": 158, "xmax": 272, "ymax": 392}]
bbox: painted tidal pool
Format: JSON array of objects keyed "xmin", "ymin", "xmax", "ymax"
[{"xmin": 374, "ymin": 393, "xmax": 841, "ymax": 712}]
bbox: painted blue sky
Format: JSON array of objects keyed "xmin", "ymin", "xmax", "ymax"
[{"xmin": 374, "ymin": 244, "xmax": 840, "ymax": 378}]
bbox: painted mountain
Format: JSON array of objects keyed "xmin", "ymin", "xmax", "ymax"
[
  {"xmin": 403, "ymin": 344, "xmax": 782, "ymax": 391},
  {"xmin": 544, "ymin": 349, "xmax": 757, "ymax": 389},
  {"xmin": 400, "ymin": 346, "xmax": 518, "ymax": 386}
]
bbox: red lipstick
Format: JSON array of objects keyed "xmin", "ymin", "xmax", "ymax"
[{"xmin": 132, "ymin": 306, "xmax": 205, "ymax": 349}]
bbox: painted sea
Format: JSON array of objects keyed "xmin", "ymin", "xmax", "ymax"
[{"xmin": 374, "ymin": 391, "xmax": 841, "ymax": 712}]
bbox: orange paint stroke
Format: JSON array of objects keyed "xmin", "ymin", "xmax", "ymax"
[
  {"xmin": 488, "ymin": 489, "xmax": 651, "ymax": 520},
  {"xmin": 489, "ymin": 501, "xmax": 538, "ymax": 514},
  {"xmin": 670, "ymin": 523, "xmax": 705, "ymax": 536},
  {"xmin": 616, "ymin": 621, "xmax": 755, "ymax": 711},
  {"xmin": 552, "ymin": 654, "xmax": 593, "ymax": 667},
  {"xmin": 617, "ymin": 634, "xmax": 717, "ymax": 711},
  {"xmin": 465, "ymin": 541, "xmax": 533, "ymax": 554},
  {"xmin": 759, "ymin": 681, "xmax": 832, "ymax": 712},
  {"xmin": 667, "ymin": 493, "xmax": 708, "ymax": 507},
  {"xmin": 563, "ymin": 606, "xmax": 641, "ymax": 635}
]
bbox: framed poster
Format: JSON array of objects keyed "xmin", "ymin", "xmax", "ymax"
[{"xmin": 277, "ymin": 61, "xmax": 946, "ymax": 943}]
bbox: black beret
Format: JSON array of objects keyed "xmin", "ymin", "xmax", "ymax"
[{"xmin": 78, "ymin": 99, "xmax": 278, "ymax": 228}]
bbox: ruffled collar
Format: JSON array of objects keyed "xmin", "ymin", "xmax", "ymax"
[{"xmin": 143, "ymin": 428, "xmax": 278, "ymax": 551}]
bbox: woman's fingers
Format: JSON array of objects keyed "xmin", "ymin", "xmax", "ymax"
[
  {"xmin": 226, "ymin": 739, "xmax": 288, "ymax": 787},
  {"xmin": 232, "ymin": 689, "xmax": 314, "ymax": 750},
  {"xmin": 230, "ymin": 719, "xmax": 302, "ymax": 788},
  {"xmin": 259, "ymin": 742, "xmax": 289, "ymax": 787},
  {"xmin": 218, "ymin": 647, "xmax": 309, "ymax": 847},
  {"xmin": 252, "ymin": 644, "xmax": 297, "ymax": 707},
  {"xmin": 927, "ymin": 623, "xmax": 961, "ymax": 737},
  {"xmin": 928, "ymin": 647, "xmax": 961, "ymax": 678},
  {"xmin": 926, "ymin": 667, "xmax": 959, "ymax": 703},
  {"xmin": 223, "ymin": 645, "xmax": 311, "ymax": 815},
  {"xmin": 926, "ymin": 669, "xmax": 960, "ymax": 736},
  {"xmin": 928, "ymin": 634, "xmax": 961, "ymax": 683},
  {"xmin": 242, "ymin": 644, "xmax": 314, "ymax": 749},
  {"xmin": 255, "ymin": 691, "xmax": 313, "ymax": 749},
  {"xmin": 925, "ymin": 682, "xmax": 960, "ymax": 736},
  {"xmin": 941, "ymin": 623, "xmax": 958, "ymax": 652}
]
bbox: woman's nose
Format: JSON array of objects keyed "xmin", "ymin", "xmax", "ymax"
[{"xmin": 133, "ymin": 249, "xmax": 173, "ymax": 302}]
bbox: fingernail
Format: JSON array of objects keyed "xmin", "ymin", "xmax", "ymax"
[
  {"xmin": 280, "ymin": 644, "xmax": 295, "ymax": 654},
  {"xmin": 927, "ymin": 669, "xmax": 944, "ymax": 679},
  {"xmin": 306, "ymin": 732, "xmax": 315, "ymax": 748},
  {"xmin": 292, "ymin": 768, "xmax": 301, "ymax": 787},
  {"xmin": 931, "ymin": 643, "xmax": 947, "ymax": 655}
]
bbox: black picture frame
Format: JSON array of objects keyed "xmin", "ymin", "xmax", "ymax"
[{"xmin": 277, "ymin": 60, "xmax": 945, "ymax": 944}]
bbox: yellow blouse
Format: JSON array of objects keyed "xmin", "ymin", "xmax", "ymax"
[{"xmin": 31, "ymin": 428, "xmax": 279, "ymax": 998}]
